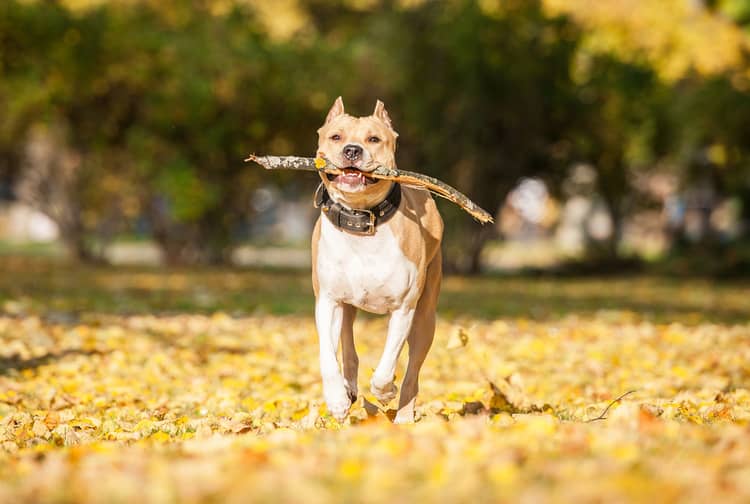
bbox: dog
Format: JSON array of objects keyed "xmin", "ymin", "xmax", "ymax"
[{"xmin": 311, "ymin": 97, "xmax": 443, "ymax": 424}]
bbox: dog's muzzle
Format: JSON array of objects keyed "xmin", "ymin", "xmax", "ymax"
[{"xmin": 343, "ymin": 144, "xmax": 363, "ymax": 162}]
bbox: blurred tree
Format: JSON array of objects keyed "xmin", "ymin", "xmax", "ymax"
[
  {"xmin": 1, "ymin": 0, "xmax": 342, "ymax": 263},
  {"xmin": 669, "ymin": 76, "xmax": 750, "ymax": 245},
  {"xmin": 122, "ymin": 0, "xmax": 357, "ymax": 263},
  {"xmin": 0, "ymin": 1, "xmax": 113, "ymax": 260},
  {"xmin": 543, "ymin": 0, "xmax": 750, "ymax": 83},
  {"xmin": 328, "ymin": 0, "xmax": 582, "ymax": 273},
  {"xmin": 0, "ymin": 1, "xmax": 66, "ymax": 196},
  {"xmin": 542, "ymin": 0, "xmax": 750, "ymax": 262},
  {"xmin": 567, "ymin": 55, "xmax": 669, "ymax": 259},
  {"xmin": 2, "ymin": 0, "xmax": 750, "ymax": 271},
  {"xmin": 719, "ymin": 0, "xmax": 750, "ymax": 28}
]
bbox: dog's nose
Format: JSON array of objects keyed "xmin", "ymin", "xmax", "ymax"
[{"xmin": 343, "ymin": 144, "xmax": 363, "ymax": 162}]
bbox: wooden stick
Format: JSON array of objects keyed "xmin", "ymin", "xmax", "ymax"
[
  {"xmin": 245, "ymin": 155, "xmax": 494, "ymax": 224},
  {"xmin": 585, "ymin": 390, "xmax": 637, "ymax": 422}
]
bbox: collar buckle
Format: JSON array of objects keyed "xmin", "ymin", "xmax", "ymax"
[{"xmin": 362, "ymin": 208, "xmax": 376, "ymax": 236}]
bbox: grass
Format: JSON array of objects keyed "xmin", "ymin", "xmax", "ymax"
[{"xmin": 1, "ymin": 256, "xmax": 747, "ymax": 323}]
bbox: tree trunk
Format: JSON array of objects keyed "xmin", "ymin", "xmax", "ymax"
[
  {"xmin": 594, "ymin": 159, "xmax": 626, "ymax": 261},
  {"xmin": 16, "ymin": 125, "xmax": 102, "ymax": 264},
  {"xmin": 605, "ymin": 202, "xmax": 623, "ymax": 259},
  {"xmin": 64, "ymin": 233, "xmax": 98, "ymax": 264},
  {"xmin": 467, "ymin": 224, "xmax": 496, "ymax": 275},
  {"xmin": 739, "ymin": 188, "xmax": 750, "ymax": 240},
  {"xmin": 147, "ymin": 198, "xmax": 234, "ymax": 266}
]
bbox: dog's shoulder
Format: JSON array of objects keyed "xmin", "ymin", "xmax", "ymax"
[
  {"xmin": 399, "ymin": 185, "xmax": 443, "ymax": 241},
  {"xmin": 394, "ymin": 186, "xmax": 443, "ymax": 267},
  {"xmin": 311, "ymin": 217, "xmax": 322, "ymax": 296}
]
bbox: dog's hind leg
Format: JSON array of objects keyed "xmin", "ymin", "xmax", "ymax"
[
  {"xmin": 340, "ymin": 303, "xmax": 359, "ymax": 403},
  {"xmin": 394, "ymin": 251, "xmax": 441, "ymax": 424}
]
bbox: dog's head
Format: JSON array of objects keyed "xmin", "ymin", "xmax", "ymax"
[{"xmin": 316, "ymin": 97, "xmax": 398, "ymax": 209}]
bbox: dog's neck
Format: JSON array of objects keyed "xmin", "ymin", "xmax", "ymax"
[{"xmin": 316, "ymin": 183, "xmax": 401, "ymax": 236}]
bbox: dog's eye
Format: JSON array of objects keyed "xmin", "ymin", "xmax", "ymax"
[
  {"xmin": 330, "ymin": 134, "xmax": 341, "ymax": 141},
  {"xmin": 368, "ymin": 136, "xmax": 381, "ymax": 143}
]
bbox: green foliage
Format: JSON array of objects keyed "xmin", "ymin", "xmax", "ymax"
[
  {"xmin": 719, "ymin": 0, "xmax": 750, "ymax": 27},
  {"xmin": 1, "ymin": 0, "xmax": 750, "ymax": 267}
]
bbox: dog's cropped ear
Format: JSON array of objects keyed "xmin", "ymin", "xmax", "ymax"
[
  {"xmin": 373, "ymin": 100, "xmax": 395, "ymax": 130},
  {"xmin": 324, "ymin": 96, "xmax": 346, "ymax": 125}
]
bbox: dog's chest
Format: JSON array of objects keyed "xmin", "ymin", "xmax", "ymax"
[{"xmin": 316, "ymin": 217, "xmax": 419, "ymax": 314}]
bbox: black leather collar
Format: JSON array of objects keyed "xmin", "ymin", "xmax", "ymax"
[{"xmin": 314, "ymin": 182, "xmax": 401, "ymax": 235}]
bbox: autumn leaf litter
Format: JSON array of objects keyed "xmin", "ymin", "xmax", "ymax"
[{"xmin": 0, "ymin": 271, "xmax": 749, "ymax": 502}]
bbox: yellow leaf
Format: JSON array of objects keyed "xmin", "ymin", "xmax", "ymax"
[
  {"xmin": 32, "ymin": 420, "xmax": 50, "ymax": 439},
  {"xmin": 149, "ymin": 431, "xmax": 171, "ymax": 443},
  {"xmin": 338, "ymin": 459, "xmax": 363, "ymax": 480},
  {"xmin": 446, "ymin": 328, "xmax": 469, "ymax": 350}
]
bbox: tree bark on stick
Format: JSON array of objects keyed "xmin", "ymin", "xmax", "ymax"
[{"xmin": 246, "ymin": 155, "xmax": 494, "ymax": 224}]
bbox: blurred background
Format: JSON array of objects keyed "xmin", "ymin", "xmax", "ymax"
[{"xmin": 2, "ymin": 0, "xmax": 750, "ymax": 276}]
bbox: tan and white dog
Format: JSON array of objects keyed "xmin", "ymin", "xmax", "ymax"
[{"xmin": 311, "ymin": 97, "xmax": 443, "ymax": 424}]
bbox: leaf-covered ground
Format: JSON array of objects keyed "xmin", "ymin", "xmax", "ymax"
[{"xmin": 0, "ymin": 258, "xmax": 749, "ymax": 503}]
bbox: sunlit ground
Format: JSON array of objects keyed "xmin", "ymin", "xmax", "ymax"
[{"xmin": 0, "ymin": 257, "xmax": 749, "ymax": 502}]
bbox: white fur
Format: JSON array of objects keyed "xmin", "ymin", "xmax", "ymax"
[
  {"xmin": 315, "ymin": 296, "xmax": 351, "ymax": 419},
  {"xmin": 316, "ymin": 216, "xmax": 419, "ymax": 314}
]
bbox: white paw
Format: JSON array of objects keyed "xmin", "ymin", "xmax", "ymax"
[
  {"xmin": 324, "ymin": 384, "xmax": 352, "ymax": 421},
  {"xmin": 327, "ymin": 400, "xmax": 351, "ymax": 422},
  {"xmin": 370, "ymin": 378, "xmax": 398, "ymax": 405}
]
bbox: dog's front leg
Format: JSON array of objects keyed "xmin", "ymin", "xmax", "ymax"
[
  {"xmin": 370, "ymin": 307, "xmax": 415, "ymax": 405},
  {"xmin": 315, "ymin": 296, "xmax": 352, "ymax": 421}
]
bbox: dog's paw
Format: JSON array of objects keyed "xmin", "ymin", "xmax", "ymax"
[
  {"xmin": 324, "ymin": 385, "xmax": 353, "ymax": 422},
  {"xmin": 370, "ymin": 378, "xmax": 398, "ymax": 405},
  {"xmin": 393, "ymin": 411, "xmax": 415, "ymax": 424},
  {"xmin": 344, "ymin": 382, "xmax": 358, "ymax": 404},
  {"xmin": 326, "ymin": 397, "xmax": 352, "ymax": 422}
]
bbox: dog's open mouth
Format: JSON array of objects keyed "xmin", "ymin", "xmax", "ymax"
[{"xmin": 327, "ymin": 168, "xmax": 378, "ymax": 186}]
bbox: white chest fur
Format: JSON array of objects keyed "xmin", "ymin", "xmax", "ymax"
[{"xmin": 316, "ymin": 216, "xmax": 419, "ymax": 314}]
